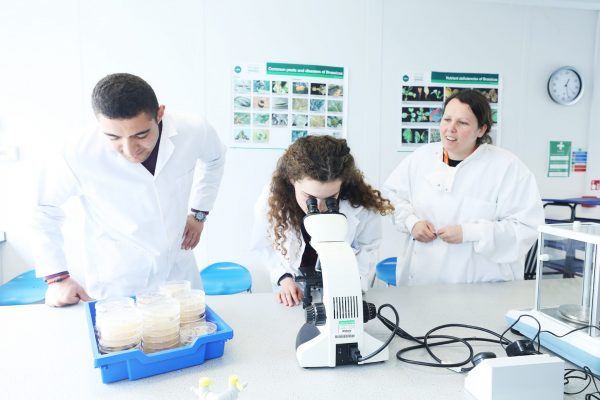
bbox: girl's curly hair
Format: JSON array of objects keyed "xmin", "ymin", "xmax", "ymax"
[{"xmin": 267, "ymin": 135, "xmax": 394, "ymax": 256}]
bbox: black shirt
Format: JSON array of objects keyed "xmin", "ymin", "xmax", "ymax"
[
  {"xmin": 447, "ymin": 157, "xmax": 462, "ymax": 167},
  {"xmin": 300, "ymin": 223, "xmax": 319, "ymax": 270},
  {"xmin": 141, "ymin": 121, "xmax": 163, "ymax": 175}
]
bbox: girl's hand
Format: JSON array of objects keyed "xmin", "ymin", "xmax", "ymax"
[{"xmin": 276, "ymin": 277, "xmax": 303, "ymax": 306}]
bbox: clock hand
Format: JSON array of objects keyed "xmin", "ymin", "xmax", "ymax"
[{"xmin": 564, "ymin": 79, "xmax": 570, "ymax": 88}]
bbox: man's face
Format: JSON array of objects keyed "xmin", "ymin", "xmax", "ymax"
[{"xmin": 98, "ymin": 106, "xmax": 164, "ymax": 163}]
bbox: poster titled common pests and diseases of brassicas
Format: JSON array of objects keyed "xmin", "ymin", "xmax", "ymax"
[
  {"xmin": 230, "ymin": 62, "xmax": 348, "ymax": 149},
  {"xmin": 398, "ymin": 71, "xmax": 502, "ymax": 152}
]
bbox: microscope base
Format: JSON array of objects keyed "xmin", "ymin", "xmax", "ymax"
[{"xmin": 296, "ymin": 324, "xmax": 388, "ymax": 367}]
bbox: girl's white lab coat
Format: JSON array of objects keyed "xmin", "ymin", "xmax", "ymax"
[
  {"xmin": 384, "ymin": 142, "xmax": 544, "ymax": 286},
  {"xmin": 251, "ymin": 187, "xmax": 382, "ymax": 292},
  {"xmin": 32, "ymin": 113, "xmax": 226, "ymax": 299}
]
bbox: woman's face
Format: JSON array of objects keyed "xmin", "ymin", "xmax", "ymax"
[
  {"xmin": 439, "ymin": 99, "xmax": 486, "ymax": 160},
  {"xmin": 292, "ymin": 178, "xmax": 342, "ymax": 214}
]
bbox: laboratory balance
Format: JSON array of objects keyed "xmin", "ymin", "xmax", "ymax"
[{"xmin": 506, "ymin": 222, "xmax": 600, "ymax": 374}]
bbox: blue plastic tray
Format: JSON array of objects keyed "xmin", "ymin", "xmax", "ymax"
[{"xmin": 85, "ymin": 301, "xmax": 234, "ymax": 383}]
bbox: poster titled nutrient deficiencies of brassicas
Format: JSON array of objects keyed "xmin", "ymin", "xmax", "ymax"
[
  {"xmin": 230, "ymin": 62, "xmax": 348, "ymax": 149},
  {"xmin": 398, "ymin": 71, "xmax": 502, "ymax": 152}
]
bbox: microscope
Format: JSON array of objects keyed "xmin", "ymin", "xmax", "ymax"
[{"xmin": 295, "ymin": 196, "xmax": 389, "ymax": 367}]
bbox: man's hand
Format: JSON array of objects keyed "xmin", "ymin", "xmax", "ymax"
[
  {"xmin": 182, "ymin": 215, "xmax": 204, "ymax": 250},
  {"xmin": 276, "ymin": 277, "xmax": 303, "ymax": 307},
  {"xmin": 411, "ymin": 220, "xmax": 437, "ymax": 242},
  {"xmin": 45, "ymin": 278, "xmax": 93, "ymax": 307},
  {"xmin": 437, "ymin": 224, "xmax": 463, "ymax": 244}
]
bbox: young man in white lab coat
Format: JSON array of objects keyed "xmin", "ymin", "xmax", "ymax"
[{"xmin": 32, "ymin": 73, "xmax": 226, "ymax": 306}]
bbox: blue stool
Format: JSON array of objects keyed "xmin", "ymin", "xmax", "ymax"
[
  {"xmin": 375, "ymin": 257, "xmax": 397, "ymax": 286},
  {"xmin": 200, "ymin": 262, "xmax": 252, "ymax": 295},
  {"xmin": 0, "ymin": 269, "xmax": 47, "ymax": 306}
]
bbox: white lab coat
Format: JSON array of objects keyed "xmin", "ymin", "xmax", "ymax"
[
  {"xmin": 384, "ymin": 142, "xmax": 544, "ymax": 286},
  {"xmin": 251, "ymin": 186, "xmax": 382, "ymax": 292},
  {"xmin": 32, "ymin": 113, "xmax": 226, "ymax": 299}
]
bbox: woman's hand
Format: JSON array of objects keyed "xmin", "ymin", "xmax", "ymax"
[
  {"xmin": 411, "ymin": 220, "xmax": 437, "ymax": 242},
  {"xmin": 276, "ymin": 277, "xmax": 303, "ymax": 306},
  {"xmin": 437, "ymin": 224, "xmax": 463, "ymax": 244}
]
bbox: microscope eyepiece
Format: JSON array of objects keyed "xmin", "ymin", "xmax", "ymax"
[
  {"xmin": 306, "ymin": 196, "xmax": 319, "ymax": 215},
  {"xmin": 325, "ymin": 197, "xmax": 339, "ymax": 213}
]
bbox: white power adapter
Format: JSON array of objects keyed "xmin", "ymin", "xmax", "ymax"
[{"xmin": 464, "ymin": 354, "xmax": 564, "ymax": 400}]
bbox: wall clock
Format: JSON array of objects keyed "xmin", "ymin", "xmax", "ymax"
[{"xmin": 547, "ymin": 66, "xmax": 583, "ymax": 105}]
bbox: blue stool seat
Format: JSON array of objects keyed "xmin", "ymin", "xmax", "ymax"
[
  {"xmin": 375, "ymin": 257, "xmax": 397, "ymax": 286},
  {"xmin": 0, "ymin": 269, "xmax": 48, "ymax": 306},
  {"xmin": 200, "ymin": 262, "xmax": 252, "ymax": 295}
]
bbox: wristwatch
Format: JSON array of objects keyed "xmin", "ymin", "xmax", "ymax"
[{"xmin": 192, "ymin": 210, "xmax": 209, "ymax": 223}]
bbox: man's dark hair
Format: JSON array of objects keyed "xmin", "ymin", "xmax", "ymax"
[{"xmin": 91, "ymin": 73, "xmax": 159, "ymax": 120}]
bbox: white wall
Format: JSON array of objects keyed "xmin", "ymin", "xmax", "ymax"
[{"xmin": 0, "ymin": 0, "xmax": 599, "ymax": 292}]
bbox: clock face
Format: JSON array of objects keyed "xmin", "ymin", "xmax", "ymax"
[{"xmin": 547, "ymin": 67, "xmax": 583, "ymax": 105}]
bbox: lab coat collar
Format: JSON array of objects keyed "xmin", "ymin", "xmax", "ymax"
[
  {"xmin": 153, "ymin": 114, "xmax": 177, "ymax": 177},
  {"xmin": 426, "ymin": 143, "xmax": 490, "ymax": 193},
  {"xmin": 433, "ymin": 142, "xmax": 489, "ymax": 168}
]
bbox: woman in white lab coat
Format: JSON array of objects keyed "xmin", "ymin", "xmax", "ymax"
[
  {"xmin": 384, "ymin": 89, "xmax": 544, "ymax": 286},
  {"xmin": 252, "ymin": 135, "xmax": 394, "ymax": 306},
  {"xmin": 32, "ymin": 73, "xmax": 226, "ymax": 304}
]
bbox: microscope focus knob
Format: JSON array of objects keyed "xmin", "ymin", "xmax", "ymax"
[
  {"xmin": 306, "ymin": 303, "xmax": 327, "ymax": 326},
  {"xmin": 363, "ymin": 301, "xmax": 376, "ymax": 323}
]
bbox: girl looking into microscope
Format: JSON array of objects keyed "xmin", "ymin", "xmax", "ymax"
[{"xmin": 251, "ymin": 135, "xmax": 394, "ymax": 307}]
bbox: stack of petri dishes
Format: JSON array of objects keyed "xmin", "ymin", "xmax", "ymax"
[
  {"xmin": 136, "ymin": 290, "xmax": 181, "ymax": 353},
  {"xmin": 159, "ymin": 280, "xmax": 191, "ymax": 298},
  {"xmin": 177, "ymin": 289, "xmax": 206, "ymax": 327},
  {"xmin": 95, "ymin": 297, "xmax": 142, "ymax": 353}
]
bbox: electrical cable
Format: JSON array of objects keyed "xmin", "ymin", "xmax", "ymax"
[
  {"xmin": 378, "ymin": 311, "xmax": 513, "ymax": 370},
  {"xmin": 564, "ymin": 366, "xmax": 600, "ymax": 399},
  {"xmin": 368, "ymin": 305, "xmax": 600, "ymax": 396},
  {"xmin": 378, "ymin": 314, "xmax": 600, "ymax": 400},
  {"xmin": 356, "ymin": 304, "xmax": 399, "ymax": 362}
]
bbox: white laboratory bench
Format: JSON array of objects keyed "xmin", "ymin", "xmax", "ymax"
[{"xmin": 0, "ymin": 281, "xmax": 590, "ymax": 400}]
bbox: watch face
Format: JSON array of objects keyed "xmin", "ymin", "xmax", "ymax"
[
  {"xmin": 547, "ymin": 67, "xmax": 583, "ymax": 105},
  {"xmin": 194, "ymin": 211, "xmax": 208, "ymax": 222}
]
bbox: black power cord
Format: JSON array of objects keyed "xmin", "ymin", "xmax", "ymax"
[
  {"xmin": 564, "ymin": 366, "xmax": 600, "ymax": 399},
  {"xmin": 384, "ymin": 310, "xmax": 600, "ymax": 396},
  {"xmin": 378, "ymin": 311, "xmax": 514, "ymax": 370},
  {"xmin": 358, "ymin": 303, "xmax": 600, "ymax": 397},
  {"xmin": 354, "ymin": 304, "xmax": 399, "ymax": 362}
]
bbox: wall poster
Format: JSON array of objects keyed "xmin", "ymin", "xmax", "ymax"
[
  {"xmin": 548, "ymin": 140, "xmax": 572, "ymax": 177},
  {"xmin": 230, "ymin": 62, "xmax": 348, "ymax": 149},
  {"xmin": 398, "ymin": 71, "xmax": 502, "ymax": 152},
  {"xmin": 572, "ymin": 148, "xmax": 587, "ymax": 173}
]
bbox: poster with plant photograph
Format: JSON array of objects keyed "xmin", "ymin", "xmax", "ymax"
[
  {"xmin": 398, "ymin": 71, "xmax": 502, "ymax": 152},
  {"xmin": 231, "ymin": 62, "xmax": 348, "ymax": 149}
]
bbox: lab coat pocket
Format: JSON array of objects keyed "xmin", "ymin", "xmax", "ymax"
[
  {"xmin": 93, "ymin": 238, "xmax": 153, "ymax": 287},
  {"xmin": 460, "ymin": 196, "xmax": 496, "ymax": 223},
  {"xmin": 172, "ymin": 167, "xmax": 196, "ymax": 217},
  {"xmin": 424, "ymin": 170, "xmax": 450, "ymax": 193}
]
